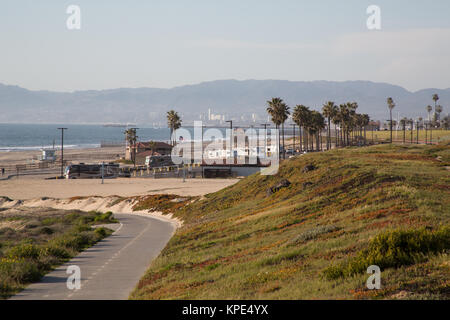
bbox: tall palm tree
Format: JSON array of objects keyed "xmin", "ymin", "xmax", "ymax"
[
  {"xmin": 435, "ymin": 105, "xmax": 443, "ymax": 128},
  {"xmin": 387, "ymin": 97, "xmax": 395, "ymax": 143},
  {"xmin": 361, "ymin": 114, "xmax": 370, "ymax": 145},
  {"xmin": 426, "ymin": 105, "xmax": 433, "ymax": 144},
  {"xmin": 311, "ymin": 111, "xmax": 325, "ymax": 151},
  {"xmin": 400, "ymin": 117, "xmax": 407, "ymax": 144},
  {"xmin": 124, "ymin": 128, "xmax": 138, "ymax": 167},
  {"xmin": 338, "ymin": 104, "xmax": 349, "ymax": 146},
  {"xmin": 267, "ymin": 98, "xmax": 290, "ymax": 159},
  {"xmin": 330, "ymin": 104, "xmax": 339, "ymax": 148},
  {"xmin": 292, "ymin": 105, "xmax": 310, "ymax": 152},
  {"xmin": 432, "ymin": 94, "xmax": 439, "ymax": 116},
  {"xmin": 322, "ymin": 101, "xmax": 335, "ymax": 150},
  {"xmin": 409, "ymin": 118, "xmax": 414, "ymax": 144},
  {"xmin": 166, "ymin": 110, "xmax": 182, "ymax": 146}
]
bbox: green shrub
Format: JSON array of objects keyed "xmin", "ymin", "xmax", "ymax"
[
  {"xmin": 94, "ymin": 227, "xmax": 108, "ymax": 238},
  {"xmin": 52, "ymin": 232, "xmax": 95, "ymax": 251},
  {"xmin": 7, "ymin": 243, "xmax": 40, "ymax": 260},
  {"xmin": 324, "ymin": 226, "xmax": 450, "ymax": 280},
  {"xmin": 8, "ymin": 261, "xmax": 41, "ymax": 283},
  {"xmin": 94, "ymin": 211, "xmax": 116, "ymax": 223},
  {"xmin": 40, "ymin": 245, "xmax": 72, "ymax": 259},
  {"xmin": 41, "ymin": 217, "xmax": 61, "ymax": 226},
  {"xmin": 62, "ymin": 212, "xmax": 81, "ymax": 223}
]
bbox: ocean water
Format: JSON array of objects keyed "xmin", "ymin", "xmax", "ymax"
[{"xmin": 0, "ymin": 123, "xmax": 171, "ymax": 151}]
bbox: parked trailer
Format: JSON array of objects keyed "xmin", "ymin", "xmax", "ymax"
[{"xmin": 64, "ymin": 163, "xmax": 120, "ymax": 179}]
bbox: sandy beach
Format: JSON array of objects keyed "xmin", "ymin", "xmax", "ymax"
[
  {"xmin": 0, "ymin": 146, "xmax": 239, "ymax": 200},
  {"xmin": 0, "ymin": 177, "xmax": 239, "ymax": 200},
  {"xmin": 0, "ymin": 147, "xmax": 124, "ymax": 167}
]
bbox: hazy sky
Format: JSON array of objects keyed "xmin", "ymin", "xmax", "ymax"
[{"xmin": 1, "ymin": 0, "xmax": 450, "ymax": 92}]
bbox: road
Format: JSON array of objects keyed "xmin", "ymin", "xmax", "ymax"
[{"xmin": 10, "ymin": 214, "xmax": 175, "ymax": 300}]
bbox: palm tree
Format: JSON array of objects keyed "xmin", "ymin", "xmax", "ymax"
[
  {"xmin": 361, "ymin": 114, "xmax": 370, "ymax": 145},
  {"xmin": 311, "ymin": 111, "xmax": 325, "ymax": 151},
  {"xmin": 435, "ymin": 105, "xmax": 443, "ymax": 128},
  {"xmin": 432, "ymin": 94, "xmax": 439, "ymax": 116},
  {"xmin": 166, "ymin": 110, "xmax": 182, "ymax": 146},
  {"xmin": 267, "ymin": 98, "xmax": 290, "ymax": 159},
  {"xmin": 387, "ymin": 97, "xmax": 395, "ymax": 143},
  {"xmin": 426, "ymin": 105, "xmax": 433, "ymax": 122},
  {"xmin": 292, "ymin": 105, "xmax": 310, "ymax": 153},
  {"xmin": 322, "ymin": 101, "xmax": 335, "ymax": 150},
  {"xmin": 330, "ymin": 105, "xmax": 339, "ymax": 148},
  {"xmin": 400, "ymin": 117, "xmax": 408, "ymax": 144},
  {"xmin": 338, "ymin": 104, "xmax": 349, "ymax": 146},
  {"xmin": 442, "ymin": 115, "xmax": 450, "ymax": 130},
  {"xmin": 426, "ymin": 105, "xmax": 433, "ymax": 144},
  {"xmin": 409, "ymin": 118, "xmax": 414, "ymax": 144},
  {"xmin": 124, "ymin": 128, "xmax": 138, "ymax": 167}
]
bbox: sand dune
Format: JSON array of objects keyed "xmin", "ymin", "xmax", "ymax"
[{"xmin": 0, "ymin": 177, "xmax": 239, "ymax": 200}]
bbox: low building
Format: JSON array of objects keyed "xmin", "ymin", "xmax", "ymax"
[{"xmin": 125, "ymin": 141, "xmax": 173, "ymax": 161}]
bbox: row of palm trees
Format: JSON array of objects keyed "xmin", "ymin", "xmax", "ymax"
[
  {"xmin": 386, "ymin": 94, "xmax": 445, "ymax": 144},
  {"xmin": 266, "ymin": 98, "xmax": 371, "ymax": 157}
]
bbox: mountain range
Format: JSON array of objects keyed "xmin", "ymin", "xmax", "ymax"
[{"xmin": 0, "ymin": 80, "xmax": 448, "ymax": 124}]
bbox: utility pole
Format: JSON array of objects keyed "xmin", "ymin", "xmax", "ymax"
[
  {"xmin": 261, "ymin": 123, "xmax": 269, "ymax": 158},
  {"xmin": 57, "ymin": 128, "xmax": 67, "ymax": 178}
]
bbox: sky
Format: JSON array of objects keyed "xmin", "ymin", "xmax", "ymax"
[{"xmin": 1, "ymin": 0, "xmax": 450, "ymax": 92}]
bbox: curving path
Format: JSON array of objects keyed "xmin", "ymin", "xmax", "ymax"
[{"xmin": 11, "ymin": 214, "xmax": 175, "ymax": 300}]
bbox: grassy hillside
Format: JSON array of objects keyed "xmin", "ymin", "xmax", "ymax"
[{"xmin": 130, "ymin": 143, "xmax": 450, "ymax": 300}]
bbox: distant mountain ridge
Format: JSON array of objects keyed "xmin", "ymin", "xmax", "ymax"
[{"xmin": 0, "ymin": 80, "xmax": 448, "ymax": 124}]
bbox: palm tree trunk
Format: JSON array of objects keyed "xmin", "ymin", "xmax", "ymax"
[
  {"xmin": 389, "ymin": 110, "xmax": 393, "ymax": 143},
  {"xmin": 327, "ymin": 118, "xmax": 331, "ymax": 150},
  {"xmin": 299, "ymin": 126, "xmax": 303, "ymax": 152},
  {"xmin": 282, "ymin": 123, "xmax": 285, "ymax": 159},
  {"xmin": 334, "ymin": 123, "xmax": 337, "ymax": 148}
]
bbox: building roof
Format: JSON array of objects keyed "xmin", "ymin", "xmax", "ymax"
[
  {"xmin": 136, "ymin": 150, "xmax": 163, "ymax": 158},
  {"xmin": 131, "ymin": 141, "xmax": 173, "ymax": 149}
]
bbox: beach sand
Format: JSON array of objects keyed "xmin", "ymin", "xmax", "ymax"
[
  {"xmin": 0, "ymin": 146, "xmax": 239, "ymax": 200},
  {"xmin": 0, "ymin": 147, "xmax": 124, "ymax": 167},
  {"xmin": 0, "ymin": 177, "xmax": 239, "ymax": 200}
]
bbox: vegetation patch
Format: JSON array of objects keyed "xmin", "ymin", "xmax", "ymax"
[
  {"xmin": 132, "ymin": 194, "xmax": 195, "ymax": 214},
  {"xmin": 0, "ymin": 209, "xmax": 117, "ymax": 298},
  {"xmin": 324, "ymin": 226, "xmax": 450, "ymax": 280},
  {"xmin": 130, "ymin": 143, "xmax": 450, "ymax": 300}
]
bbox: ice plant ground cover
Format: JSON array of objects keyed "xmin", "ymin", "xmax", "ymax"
[{"xmin": 130, "ymin": 142, "xmax": 450, "ymax": 300}]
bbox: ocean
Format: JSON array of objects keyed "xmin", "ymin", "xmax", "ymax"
[{"xmin": 0, "ymin": 123, "xmax": 171, "ymax": 152}]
